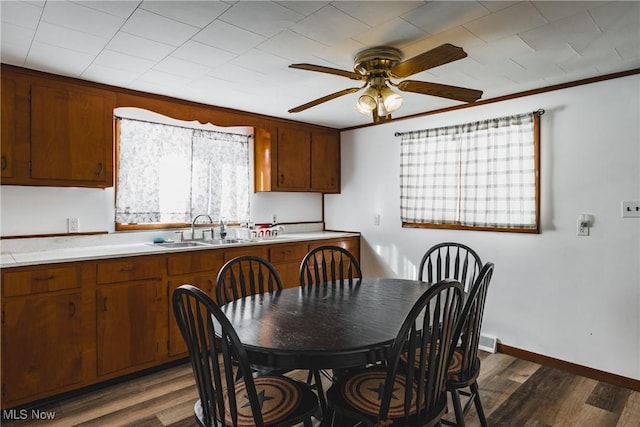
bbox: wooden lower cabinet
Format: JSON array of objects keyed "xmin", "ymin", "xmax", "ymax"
[
  {"xmin": 166, "ymin": 250, "xmax": 223, "ymax": 357},
  {"xmin": 0, "ymin": 235, "xmax": 360, "ymax": 409},
  {"xmin": 2, "ymin": 292, "xmax": 84, "ymax": 404},
  {"xmin": 270, "ymin": 243, "xmax": 308, "ymax": 288},
  {"xmin": 96, "ymin": 281, "xmax": 163, "ymax": 376}
]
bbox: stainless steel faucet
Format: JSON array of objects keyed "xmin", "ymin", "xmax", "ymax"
[
  {"xmin": 219, "ymin": 219, "xmax": 227, "ymax": 239},
  {"xmin": 190, "ymin": 214, "xmax": 214, "ymax": 240}
]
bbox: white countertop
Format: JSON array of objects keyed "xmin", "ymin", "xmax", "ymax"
[{"xmin": 0, "ymin": 231, "xmax": 360, "ymax": 268}]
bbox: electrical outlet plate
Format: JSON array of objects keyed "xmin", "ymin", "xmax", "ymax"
[
  {"xmin": 577, "ymin": 221, "xmax": 589, "ymax": 236},
  {"xmin": 622, "ymin": 201, "xmax": 640, "ymax": 218},
  {"xmin": 68, "ymin": 217, "xmax": 79, "ymax": 233}
]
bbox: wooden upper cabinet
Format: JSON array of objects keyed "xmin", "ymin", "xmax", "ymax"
[
  {"xmin": 30, "ymin": 81, "xmax": 115, "ymax": 187},
  {"xmin": 1, "ymin": 75, "xmax": 16, "ymax": 178},
  {"xmin": 255, "ymin": 125, "xmax": 341, "ymax": 193},
  {"xmin": 310, "ymin": 130, "xmax": 340, "ymax": 193},
  {"xmin": 276, "ymin": 126, "xmax": 311, "ymax": 190}
]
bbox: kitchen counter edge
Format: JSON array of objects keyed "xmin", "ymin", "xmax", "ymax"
[{"xmin": 0, "ymin": 231, "xmax": 361, "ymax": 268}]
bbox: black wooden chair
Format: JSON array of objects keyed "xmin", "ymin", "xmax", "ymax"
[
  {"xmin": 442, "ymin": 262, "xmax": 494, "ymax": 427},
  {"xmin": 216, "ymin": 255, "xmax": 283, "ymax": 305},
  {"xmin": 418, "ymin": 243, "xmax": 482, "ymax": 292},
  {"xmin": 298, "ymin": 245, "xmax": 362, "ymax": 416},
  {"xmin": 172, "ymin": 285, "xmax": 318, "ymax": 427},
  {"xmin": 215, "ymin": 255, "xmax": 285, "ymax": 380},
  {"xmin": 325, "ymin": 279, "xmax": 464, "ymax": 427},
  {"xmin": 299, "ymin": 245, "xmax": 362, "ymax": 287}
]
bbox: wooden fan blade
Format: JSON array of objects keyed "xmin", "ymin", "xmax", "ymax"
[
  {"xmin": 288, "ymin": 87, "xmax": 361, "ymax": 113},
  {"xmin": 390, "ymin": 43, "xmax": 467, "ymax": 78},
  {"xmin": 397, "ymin": 80, "xmax": 483, "ymax": 103},
  {"xmin": 289, "ymin": 64, "xmax": 364, "ymax": 80}
]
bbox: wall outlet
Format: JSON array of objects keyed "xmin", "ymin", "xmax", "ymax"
[
  {"xmin": 622, "ymin": 201, "xmax": 640, "ymax": 218},
  {"xmin": 68, "ymin": 217, "xmax": 79, "ymax": 233},
  {"xmin": 577, "ymin": 220, "xmax": 589, "ymax": 236},
  {"xmin": 373, "ymin": 213, "xmax": 381, "ymax": 226}
]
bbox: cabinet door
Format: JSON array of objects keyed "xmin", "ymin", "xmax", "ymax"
[
  {"xmin": 2, "ymin": 293, "xmax": 83, "ymax": 403},
  {"xmin": 1, "ymin": 76, "xmax": 15, "ymax": 178},
  {"xmin": 276, "ymin": 127, "xmax": 311, "ymax": 190},
  {"xmin": 311, "ymin": 130, "xmax": 340, "ymax": 193},
  {"xmin": 30, "ymin": 82, "xmax": 114, "ymax": 186},
  {"xmin": 168, "ymin": 275, "xmax": 217, "ymax": 356},
  {"xmin": 96, "ymin": 282, "xmax": 161, "ymax": 376}
]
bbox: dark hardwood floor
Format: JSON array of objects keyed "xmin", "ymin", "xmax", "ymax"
[{"xmin": 2, "ymin": 351, "xmax": 639, "ymax": 426}]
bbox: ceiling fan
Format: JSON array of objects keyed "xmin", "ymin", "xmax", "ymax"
[{"xmin": 288, "ymin": 43, "xmax": 483, "ymax": 123}]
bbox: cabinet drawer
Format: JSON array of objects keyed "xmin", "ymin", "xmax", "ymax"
[
  {"xmin": 167, "ymin": 250, "xmax": 224, "ymax": 276},
  {"xmin": 97, "ymin": 257, "xmax": 160, "ymax": 284},
  {"xmin": 223, "ymin": 246, "xmax": 268, "ymax": 262},
  {"xmin": 269, "ymin": 243, "xmax": 307, "ymax": 263},
  {"xmin": 3, "ymin": 266, "xmax": 80, "ymax": 297}
]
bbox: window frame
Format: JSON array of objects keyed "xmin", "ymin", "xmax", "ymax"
[
  {"xmin": 114, "ymin": 117, "xmax": 251, "ymax": 232},
  {"xmin": 401, "ymin": 112, "xmax": 541, "ymax": 234}
]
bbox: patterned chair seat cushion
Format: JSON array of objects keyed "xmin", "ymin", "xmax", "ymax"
[
  {"xmin": 339, "ymin": 369, "xmax": 424, "ymax": 418},
  {"xmin": 220, "ymin": 376, "xmax": 302, "ymax": 426}
]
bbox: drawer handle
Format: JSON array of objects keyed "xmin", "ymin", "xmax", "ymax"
[
  {"xmin": 279, "ymin": 174, "xmax": 285, "ymax": 184},
  {"xmin": 33, "ymin": 275, "xmax": 55, "ymax": 282},
  {"xmin": 1, "ymin": 155, "xmax": 7, "ymax": 171},
  {"xmin": 69, "ymin": 301, "xmax": 76, "ymax": 317},
  {"xmin": 103, "ymin": 297, "xmax": 108, "ymax": 312},
  {"xmin": 120, "ymin": 266, "xmax": 136, "ymax": 272}
]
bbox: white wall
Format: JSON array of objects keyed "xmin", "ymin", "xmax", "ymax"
[{"xmin": 325, "ymin": 75, "xmax": 640, "ymax": 380}]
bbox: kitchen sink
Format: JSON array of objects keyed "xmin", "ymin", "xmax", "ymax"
[
  {"xmin": 148, "ymin": 241, "xmax": 210, "ymax": 248},
  {"xmin": 148, "ymin": 239, "xmax": 249, "ymax": 249},
  {"xmin": 201, "ymin": 238, "xmax": 248, "ymax": 245}
]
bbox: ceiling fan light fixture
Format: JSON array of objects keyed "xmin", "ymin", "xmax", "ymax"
[
  {"xmin": 379, "ymin": 86, "xmax": 403, "ymax": 112},
  {"xmin": 355, "ymin": 86, "xmax": 378, "ymax": 114}
]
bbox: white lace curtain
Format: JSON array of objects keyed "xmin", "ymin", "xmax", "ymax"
[
  {"xmin": 116, "ymin": 118, "xmax": 250, "ymax": 224},
  {"xmin": 400, "ymin": 112, "xmax": 538, "ymax": 230}
]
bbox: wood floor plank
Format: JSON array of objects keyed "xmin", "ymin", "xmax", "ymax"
[
  {"xmin": 561, "ymin": 403, "xmax": 620, "ymax": 427},
  {"xmin": 487, "ymin": 365, "xmax": 584, "ymax": 425},
  {"xmin": 587, "ymin": 381, "xmax": 633, "ymax": 414},
  {"xmin": 617, "ymin": 390, "xmax": 640, "ymax": 427},
  {"xmin": 155, "ymin": 398, "xmax": 197, "ymax": 426}
]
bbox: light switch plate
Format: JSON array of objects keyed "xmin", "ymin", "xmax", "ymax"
[{"xmin": 621, "ymin": 201, "xmax": 640, "ymax": 218}]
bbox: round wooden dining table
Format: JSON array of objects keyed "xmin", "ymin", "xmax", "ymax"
[{"xmin": 220, "ymin": 277, "xmax": 432, "ymax": 371}]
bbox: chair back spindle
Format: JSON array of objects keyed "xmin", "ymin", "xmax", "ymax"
[
  {"xmin": 419, "ymin": 242, "xmax": 482, "ymax": 292},
  {"xmin": 216, "ymin": 255, "xmax": 283, "ymax": 305},
  {"xmin": 299, "ymin": 245, "xmax": 362, "ymax": 287}
]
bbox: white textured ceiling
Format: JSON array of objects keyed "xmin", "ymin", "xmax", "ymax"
[{"xmin": 2, "ymin": 1, "xmax": 639, "ymax": 129}]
